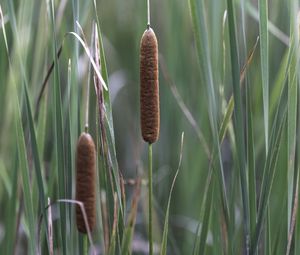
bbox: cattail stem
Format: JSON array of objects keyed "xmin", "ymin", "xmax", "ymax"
[
  {"xmin": 148, "ymin": 143, "xmax": 153, "ymax": 255},
  {"xmin": 147, "ymin": 0, "xmax": 150, "ymax": 28},
  {"xmin": 78, "ymin": 234, "xmax": 83, "ymax": 253},
  {"xmin": 83, "ymin": 235, "xmax": 88, "ymax": 255},
  {"xmin": 79, "ymin": 233, "xmax": 88, "ymax": 255}
]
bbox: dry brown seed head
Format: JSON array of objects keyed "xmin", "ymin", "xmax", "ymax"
[
  {"xmin": 75, "ymin": 132, "xmax": 96, "ymax": 234},
  {"xmin": 140, "ymin": 28, "xmax": 160, "ymax": 144}
]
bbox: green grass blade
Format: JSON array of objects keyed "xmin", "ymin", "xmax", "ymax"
[
  {"xmin": 251, "ymin": 108, "xmax": 287, "ymax": 254},
  {"xmin": 15, "ymin": 106, "xmax": 36, "ymax": 255},
  {"xmin": 259, "ymin": 0, "xmax": 269, "ymax": 153},
  {"xmin": 295, "ymin": 82, "xmax": 300, "ymax": 254},
  {"xmin": 226, "ymin": 0, "xmax": 250, "ymax": 252},
  {"xmin": 287, "ymin": 0, "xmax": 298, "ymax": 239},
  {"xmin": 65, "ymin": 59, "xmax": 75, "ymax": 253},
  {"xmin": 188, "ymin": 0, "xmax": 230, "ymax": 233},
  {"xmin": 48, "ymin": 1, "xmax": 67, "ymax": 253},
  {"xmin": 246, "ymin": 80, "xmax": 257, "ymax": 240}
]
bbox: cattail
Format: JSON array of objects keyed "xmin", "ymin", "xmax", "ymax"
[
  {"xmin": 75, "ymin": 132, "xmax": 96, "ymax": 233},
  {"xmin": 140, "ymin": 27, "xmax": 160, "ymax": 144}
]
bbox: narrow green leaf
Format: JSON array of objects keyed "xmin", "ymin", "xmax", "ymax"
[
  {"xmin": 226, "ymin": 0, "xmax": 250, "ymax": 252},
  {"xmin": 287, "ymin": 0, "xmax": 298, "ymax": 241},
  {"xmin": 259, "ymin": 0, "xmax": 269, "ymax": 153},
  {"xmin": 246, "ymin": 79, "xmax": 257, "ymax": 240},
  {"xmin": 251, "ymin": 108, "xmax": 287, "ymax": 254},
  {"xmin": 48, "ymin": 1, "xmax": 67, "ymax": 253},
  {"xmin": 15, "ymin": 88, "xmax": 36, "ymax": 255}
]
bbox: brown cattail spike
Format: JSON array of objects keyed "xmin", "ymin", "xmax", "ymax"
[
  {"xmin": 75, "ymin": 132, "xmax": 96, "ymax": 233},
  {"xmin": 140, "ymin": 28, "xmax": 160, "ymax": 144}
]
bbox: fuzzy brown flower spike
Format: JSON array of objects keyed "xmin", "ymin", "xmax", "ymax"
[
  {"xmin": 140, "ymin": 27, "xmax": 160, "ymax": 144},
  {"xmin": 75, "ymin": 132, "xmax": 96, "ymax": 233}
]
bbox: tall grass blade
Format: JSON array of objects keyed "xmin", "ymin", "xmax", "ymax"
[
  {"xmin": 251, "ymin": 102, "xmax": 288, "ymax": 254},
  {"xmin": 15, "ymin": 100, "xmax": 37, "ymax": 254},
  {"xmin": 246, "ymin": 75, "xmax": 257, "ymax": 241},
  {"xmin": 226, "ymin": 0, "xmax": 250, "ymax": 252},
  {"xmin": 259, "ymin": 0, "xmax": 269, "ymax": 153},
  {"xmin": 287, "ymin": 0, "xmax": 299, "ymax": 240},
  {"xmin": 188, "ymin": 0, "xmax": 230, "ymax": 233},
  {"xmin": 48, "ymin": 1, "xmax": 67, "ymax": 253}
]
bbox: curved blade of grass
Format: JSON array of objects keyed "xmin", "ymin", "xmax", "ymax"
[
  {"xmin": 68, "ymin": 32, "xmax": 107, "ymax": 91},
  {"xmin": 160, "ymin": 132, "xmax": 184, "ymax": 255},
  {"xmin": 259, "ymin": 0, "xmax": 269, "ymax": 154},
  {"xmin": 226, "ymin": 0, "xmax": 250, "ymax": 252}
]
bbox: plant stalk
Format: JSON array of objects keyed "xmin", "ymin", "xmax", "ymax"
[{"xmin": 148, "ymin": 143, "xmax": 153, "ymax": 255}]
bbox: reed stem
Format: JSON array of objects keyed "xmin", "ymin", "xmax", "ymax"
[
  {"xmin": 147, "ymin": 0, "xmax": 150, "ymax": 28},
  {"xmin": 83, "ymin": 235, "xmax": 88, "ymax": 255},
  {"xmin": 148, "ymin": 143, "xmax": 153, "ymax": 255},
  {"xmin": 79, "ymin": 233, "xmax": 88, "ymax": 254}
]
